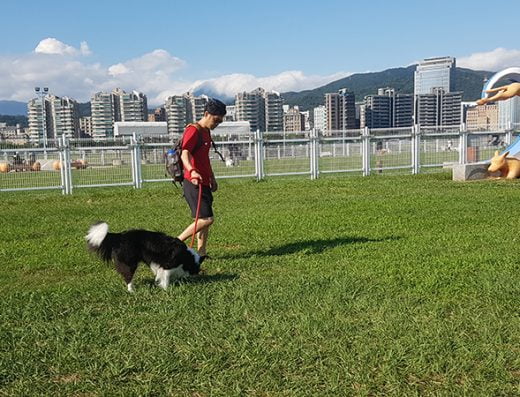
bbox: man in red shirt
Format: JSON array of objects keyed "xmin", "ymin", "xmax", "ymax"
[{"xmin": 177, "ymin": 98, "xmax": 226, "ymax": 257}]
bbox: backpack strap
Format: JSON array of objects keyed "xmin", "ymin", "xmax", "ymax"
[
  {"xmin": 183, "ymin": 123, "xmax": 204, "ymax": 155},
  {"xmin": 211, "ymin": 140, "xmax": 226, "ymax": 162},
  {"xmin": 190, "ymin": 123, "xmax": 225, "ymax": 162}
]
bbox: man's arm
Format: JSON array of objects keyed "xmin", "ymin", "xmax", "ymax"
[{"xmin": 181, "ymin": 149, "xmax": 202, "ymax": 185}]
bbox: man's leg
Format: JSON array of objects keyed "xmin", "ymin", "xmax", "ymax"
[
  {"xmin": 177, "ymin": 217, "xmax": 214, "ymax": 243},
  {"xmin": 197, "ymin": 225, "xmax": 210, "ymax": 256}
]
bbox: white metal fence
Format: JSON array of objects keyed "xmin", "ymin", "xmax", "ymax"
[{"xmin": 0, "ymin": 124, "xmax": 516, "ymax": 194}]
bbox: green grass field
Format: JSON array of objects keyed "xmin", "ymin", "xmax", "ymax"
[{"xmin": 1, "ymin": 174, "xmax": 519, "ymax": 396}]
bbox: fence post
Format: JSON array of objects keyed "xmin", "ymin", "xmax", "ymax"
[
  {"xmin": 459, "ymin": 123, "xmax": 467, "ymax": 164},
  {"xmin": 412, "ymin": 124, "xmax": 420, "ymax": 174},
  {"xmin": 362, "ymin": 127, "xmax": 370, "ymax": 176},
  {"xmin": 131, "ymin": 133, "xmax": 142, "ymax": 189},
  {"xmin": 58, "ymin": 137, "xmax": 66, "ymax": 195},
  {"xmin": 310, "ymin": 128, "xmax": 319, "ymax": 180},
  {"xmin": 59, "ymin": 135, "xmax": 73, "ymax": 195},
  {"xmin": 66, "ymin": 136, "xmax": 73, "ymax": 194},
  {"xmin": 255, "ymin": 129, "xmax": 264, "ymax": 181}
]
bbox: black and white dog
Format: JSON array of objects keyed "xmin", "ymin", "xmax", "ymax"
[{"xmin": 86, "ymin": 222, "xmax": 204, "ymax": 292}]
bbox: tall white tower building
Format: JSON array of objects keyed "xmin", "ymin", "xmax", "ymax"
[{"xmin": 414, "ymin": 56, "xmax": 456, "ymax": 96}]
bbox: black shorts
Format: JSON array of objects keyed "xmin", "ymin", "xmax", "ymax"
[{"xmin": 183, "ymin": 181, "xmax": 214, "ymax": 218}]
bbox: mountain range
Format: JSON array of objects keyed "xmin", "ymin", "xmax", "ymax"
[
  {"xmin": 282, "ymin": 66, "xmax": 492, "ymax": 111},
  {"xmin": 0, "ymin": 66, "xmax": 494, "ymax": 118},
  {"xmin": 0, "ymin": 100, "xmax": 27, "ymax": 116}
]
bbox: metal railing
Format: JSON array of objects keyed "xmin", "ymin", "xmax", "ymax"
[{"xmin": 0, "ymin": 124, "xmax": 517, "ymax": 194}]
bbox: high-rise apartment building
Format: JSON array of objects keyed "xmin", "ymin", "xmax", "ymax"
[
  {"xmin": 90, "ymin": 88, "xmax": 147, "ymax": 139},
  {"xmin": 414, "ymin": 56, "xmax": 459, "ymax": 126},
  {"xmin": 324, "ymin": 89, "xmax": 356, "ymax": 132},
  {"xmin": 46, "ymin": 95, "xmax": 80, "ymax": 138},
  {"xmin": 165, "ymin": 95, "xmax": 188, "ymax": 136},
  {"xmin": 27, "ymin": 97, "xmax": 46, "ymax": 142},
  {"xmin": 91, "ymin": 92, "xmax": 114, "ymax": 139},
  {"xmin": 264, "ymin": 91, "xmax": 283, "ymax": 132},
  {"xmin": 361, "ymin": 88, "xmax": 413, "ymax": 128},
  {"xmin": 415, "ymin": 88, "xmax": 462, "ymax": 127},
  {"xmin": 111, "ymin": 88, "xmax": 148, "ymax": 122},
  {"xmin": 394, "ymin": 94, "xmax": 414, "ymax": 127},
  {"xmin": 164, "ymin": 93, "xmax": 209, "ymax": 136},
  {"xmin": 28, "ymin": 94, "xmax": 80, "ymax": 141},
  {"xmin": 235, "ymin": 88, "xmax": 283, "ymax": 132},
  {"xmin": 236, "ymin": 88, "xmax": 265, "ymax": 132},
  {"xmin": 187, "ymin": 93, "xmax": 208, "ymax": 123},
  {"xmin": 338, "ymin": 89, "xmax": 356, "ymax": 130},
  {"xmin": 414, "ymin": 56, "xmax": 456, "ymax": 96},
  {"xmin": 439, "ymin": 89, "xmax": 463, "ymax": 126},
  {"xmin": 361, "ymin": 90, "xmax": 392, "ymax": 129}
]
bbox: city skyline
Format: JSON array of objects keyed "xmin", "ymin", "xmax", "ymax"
[{"xmin": 1, "ymin": 0, "xmax": 520, "ymax": 106}]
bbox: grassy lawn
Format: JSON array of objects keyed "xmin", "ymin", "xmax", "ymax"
[{"xmin": 1, "ymin": 174, "xmax": 519, "ymax": 395}]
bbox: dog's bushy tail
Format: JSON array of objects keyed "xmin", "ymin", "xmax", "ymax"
[{"xmin": 85, "ymin": 222, "xmax": 112, "ymax": 262}]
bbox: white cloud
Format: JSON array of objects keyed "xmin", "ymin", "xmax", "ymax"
[
  {"xmin": 0, "ymin": 44, "xmax": 189, "ymax": 104},
  {"xmin": 188, "ymin": 70, "xmax": 351, "ymax": 101},
  {"xmin": 108, "ymin": 63, "xmax": 130, "ymax": 76},
  {"xmin": 458, "ymin": 48, "xmax": 520, "ymax": 71},
  {"xmin": 1, "ymin": 38, "xmax": 350, "ymax": 106},
  {"xmin": 34, "ymin": 38, "xmax": 90, "ymax": 56},
  {"xmin": 0, "ymin": 53, "xmax": 107, "ymax": 102},
  {"xmin": 79, "ymin": 41, "xmax": 92, "ymax": 56}
]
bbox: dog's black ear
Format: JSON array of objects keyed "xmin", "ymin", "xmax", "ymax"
[{"xmin": 199, "ymin": 255, "xmax": 207, "ymax": 265}]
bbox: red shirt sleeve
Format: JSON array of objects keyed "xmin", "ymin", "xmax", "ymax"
[{"xmin": 181, "ymin": 125, "xmax": 199, "ymax": 153}]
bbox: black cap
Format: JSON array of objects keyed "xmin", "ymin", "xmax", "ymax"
[{"xmin": 205, "ymin": 98, "xmax": 227, "ymax": 116}]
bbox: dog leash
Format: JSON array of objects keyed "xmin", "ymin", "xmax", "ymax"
[{"xmin": 189, "ymin": 176, "xmax": 203, "ymax": 249}]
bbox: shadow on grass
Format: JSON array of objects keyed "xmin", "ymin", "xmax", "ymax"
[{"xmin": 219, "ymin": 236, "xmax": 401, "ymax": 259}]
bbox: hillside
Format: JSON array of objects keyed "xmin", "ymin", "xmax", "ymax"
[
  {"xmin": 0, "ymin": 100, "xmax": 27, "ymax": 116},
  {"xmin": 282, "ymin": 66, "xmax": 492, "ymax": 111}
]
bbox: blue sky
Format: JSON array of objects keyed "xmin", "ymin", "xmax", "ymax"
[{"xmin": 1, "ymin": 0, "xmax": 519, "ymax": 104}]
